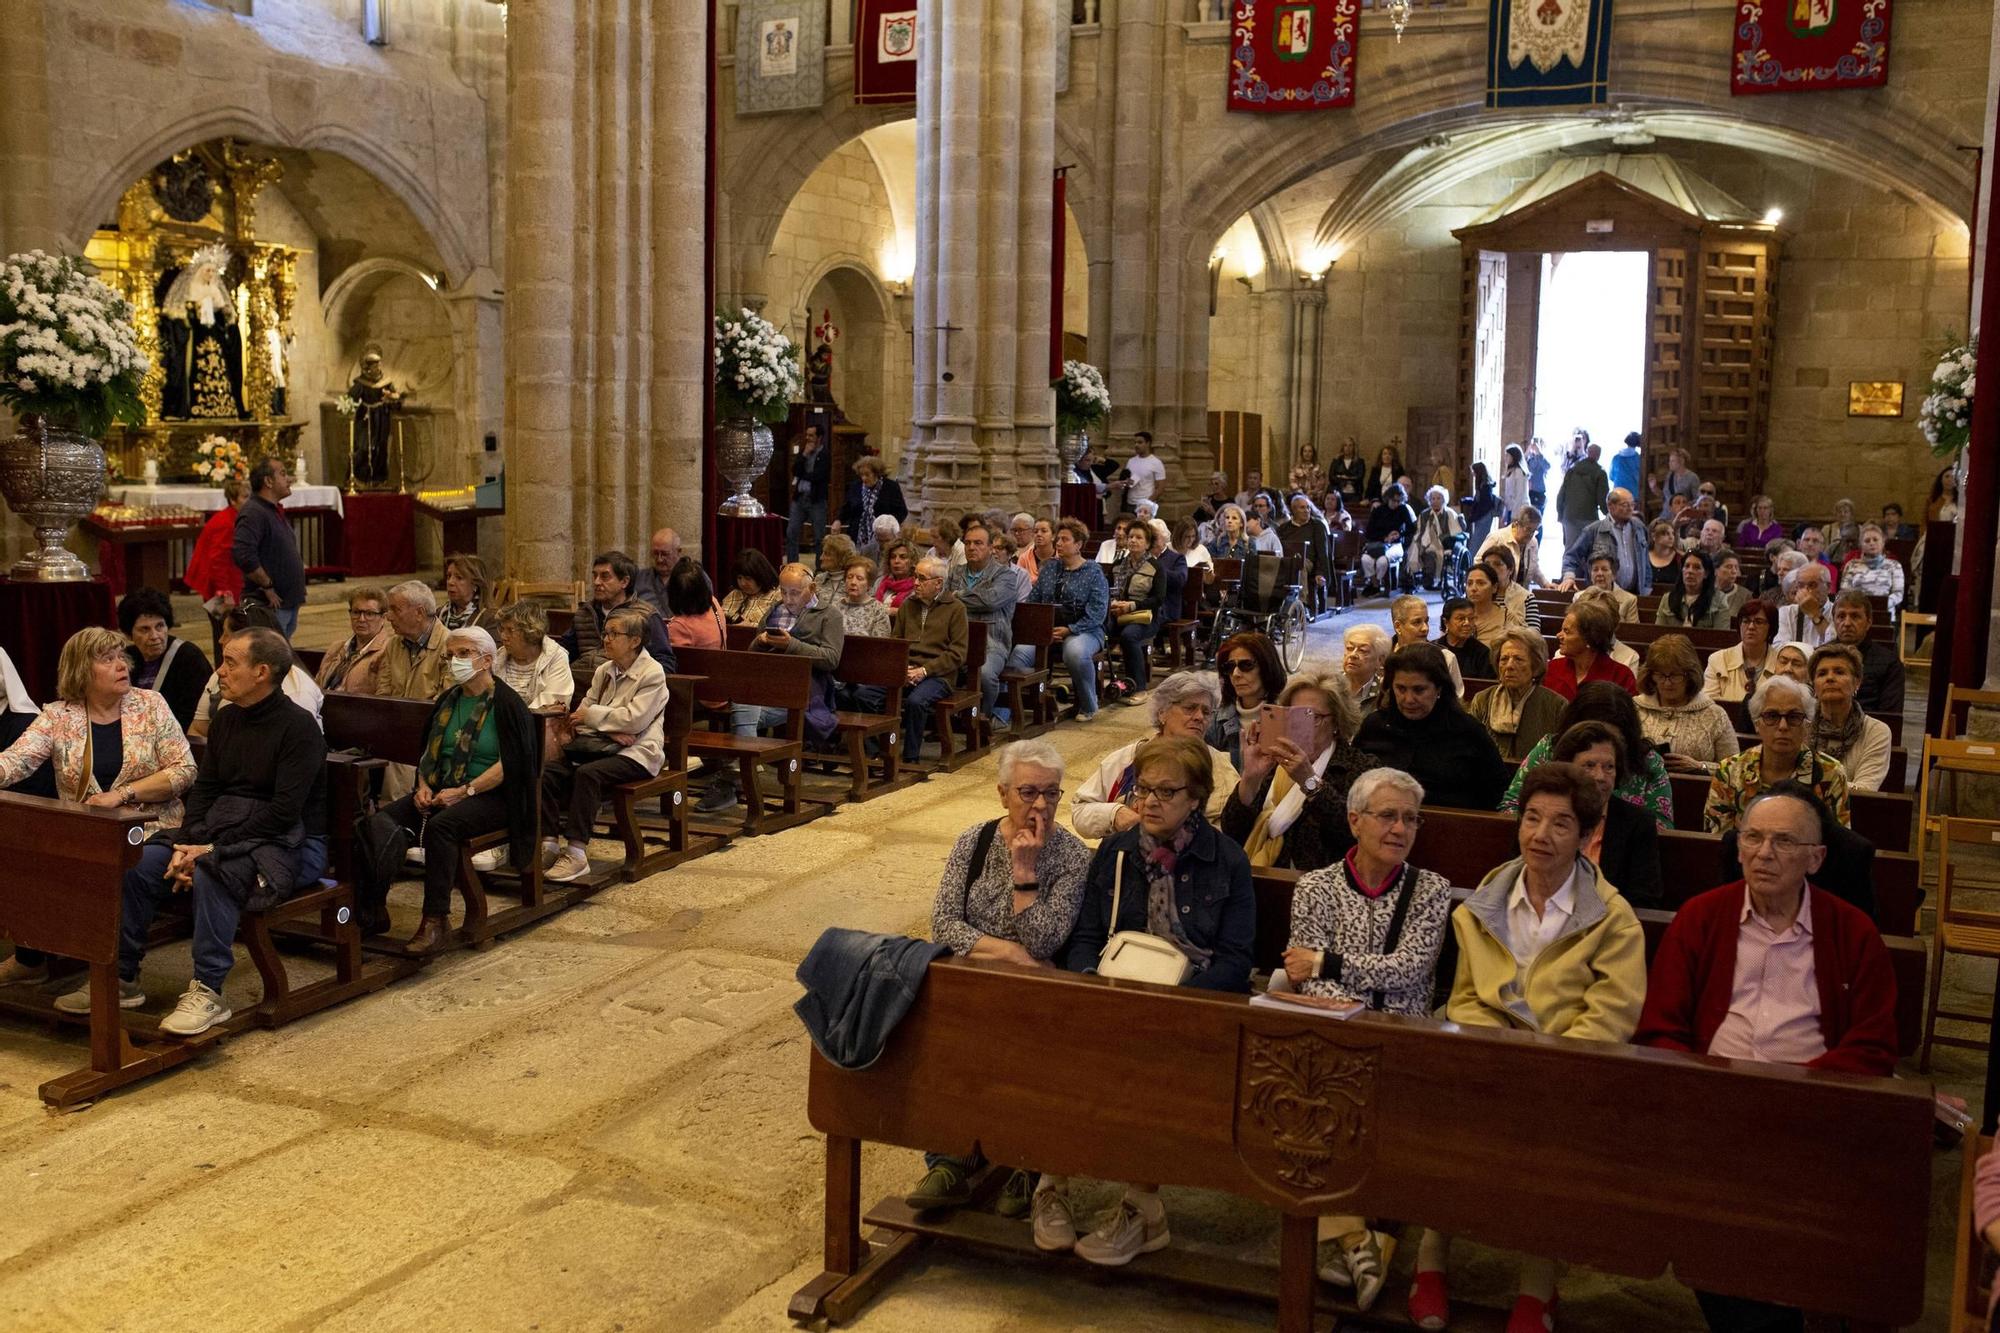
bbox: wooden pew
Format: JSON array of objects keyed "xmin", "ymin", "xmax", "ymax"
[
  {"xmin": 603, "ymin": 672, "xmax": 715, "ymax": 880},
  {"xmin": 1666, "ymin": 771, "xmax": 1914, "ymax": 852},
  {"xmin": 827, "ymin": 635, "xmax": 921, "ymax": 802},
  {"xmin": 929, "ymin": 619, "xmax": 990, "ymax": 771},
  {"xmin": 794, "ymin": 960, "xmax": 1932, "ymax": 1332},
  {"xmin": 675, "ymin": 646, "xmax": 822, "ymax": 836}
]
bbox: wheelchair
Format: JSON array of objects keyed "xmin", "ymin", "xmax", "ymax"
[
  {"xmin": 1403, "ymin": 531, "xmax": 1470, "ymax": 600},
  {"xmin": 1210, "ymin": 552, "xmax": 1309, "ymax": 673}
]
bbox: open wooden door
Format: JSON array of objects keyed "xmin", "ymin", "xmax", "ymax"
[{"xmin": 1646, "ymin": 246, "xmax": 1690, "ymax": 478}]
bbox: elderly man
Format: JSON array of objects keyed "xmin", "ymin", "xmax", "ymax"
[
  {"xmin": 1009, "ymin": 513, "xmax": 1041, "ymax": 581},
  {"xmin": 543, "ymin": 608, "xmax": 669, "ymax": 883},
  {"xmin": 562, "ymin": 550, "xmax": 674, "ymax": 675},
  {"xmin": 232, "ymin": 457, "xmax": 306, "ymax": 638},
  {"xmin": 1561, "ymin": 487, "xmax": 1651, "ymax": 593},
  {"xmin": 1475, "ymin": 505, "xmax": 1546, "ymax": 590},
  {"xmin": 1695, "ymin": 519, "xmax": 1730, "ymax": 563},
  {"xmin": 1829, "ymin": 587, "xmax": 1905, "ymax": 726},
  {"xmin": 374, "ymin": 580, "xmax": 452, "ymax": 702},
  {"xmin": 952, "ymin": 518, "xmax": 1029, "ymax": 728},
  {"xmin": 630, "ymin": 528, "xmax": 683, "ymax": 617},
  {"xmin": 699, "ymin": 563, "xmax": 845, "ymax": 812},
  {"xmin": 55, "ymin": 628, "xmax": 327, "ymax": 1036},
  {"xmin": 895, "ymin": 556, "xmax": 969, "ymax": 764},
  {"xmin": 316, "ymin": 585, "xmax": 391, "ymax": 694},
  {"xmin": 1774, "ymin": 560, "xmax": 1836, "ymax": 649}
]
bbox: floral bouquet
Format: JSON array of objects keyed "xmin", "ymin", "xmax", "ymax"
[
  {"xmin": 714, "ymin": 308, "xmax": 802, "ymax": 424},
  {"xmin": 333, "ymin": 394, "xmax": 360, "ymax": 418},
  {"xmin": 193, "ymin": 433, "xmax": 248, "ymax": 485},
  {"xmin": 1920, "ymin": 336, "xmax": 1976, "ymax": 458},
  {"xmin": 0, "ymin": 250, "xmax": 150, "ymax": 437},
  {"xmin": 1055, "ymin": 359, "xmax": 1111, "ymax": 439}
]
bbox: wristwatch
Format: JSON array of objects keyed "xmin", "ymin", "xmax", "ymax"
[
  {"xmin": 118, "ymin": 786, "xmax": 135, "ymax": 805},
  {"xmin": 1301, "ymin": 774, "xmax": 1323, "ymax": 796}
]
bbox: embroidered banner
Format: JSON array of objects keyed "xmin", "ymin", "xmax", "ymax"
[
  {"xmin": 1485, "ymin": 0, "xmax": 1614, "ymax": 108},
  {"xmin": 1227, "ymin": 0, "xmax": 1360, "ymax": 114},
  {"xmin": 736, "ymin": 0, "xmax": 826, "ymax": 117},
  {"xmin": 1731, "ymin": 0, "xmax": 1890, "ymax": 95},
  {"xmin": 854, "ymin": 0, "xmax": 918, "ymax": 106}
]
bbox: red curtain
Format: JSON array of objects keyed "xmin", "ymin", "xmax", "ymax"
[
  {"xmin": 1050, "ymin": 167, "xmax": 1067, "ymax": 383},
  {"xmin": 854, "ymin": 0, "xmax": 918, "ymax": 106}
]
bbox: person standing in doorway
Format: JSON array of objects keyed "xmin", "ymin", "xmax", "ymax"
[
  {"xmin": 1555, "ymin": 441, "xmax": 1609, "ymax": 555},
  {"xmin": 1523, "ymin": 437, "xmax": 1551, "ymax": 517},
  {"xmin": 1609, "ymin": 431, "xmax": 1642, "ymax": 499},
  {"xmin": 231, "ymin": 458, "xmax": 305, "ymax": 639}
]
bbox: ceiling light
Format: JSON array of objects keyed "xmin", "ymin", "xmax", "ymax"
[{"xmin": 1763, "ymin": 207, "xmax": 1784, "ymax": 225}]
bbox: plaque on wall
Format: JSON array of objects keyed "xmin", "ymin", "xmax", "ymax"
[{"xmin": 1848, "ymin": 381, "xmax": 1904, "ymax": 417}]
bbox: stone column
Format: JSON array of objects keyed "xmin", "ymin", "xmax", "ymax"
[
  {"xmin": 910, "ymin": 0, "xmax": 1059, "ymax": 523},
  {"xmin": 1286, "ymin": 280, "xmax": 1327, "ymax": 461},
  {"xmin": 0, "ymin": 4, "xmax": 58, "ymax": 568},
  {"xmin": 504, "ymin": 0, "xmax": 708, "ymax": 582}
]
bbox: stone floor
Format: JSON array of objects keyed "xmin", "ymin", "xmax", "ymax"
[{"xmin": 0, "ymin": 585, "xmax": 1978, "ymax": 1330}]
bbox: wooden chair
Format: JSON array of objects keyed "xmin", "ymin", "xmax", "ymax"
[
  {"xmin": 1920, "ymin": 736, "xmax": 2000, "ymax": 869},
  {"xmin": 602, "ymin": 673, "xmax": 717, "ymax": 879},
  {"xmin": 1943, "ymin": 685, "xmax": 2000, "ymax": 741},
  {"xmin": 1900, "ymin": 611, "xmax": 1938, "ymax": 666},
  {"xmin": 929, "ymin": 619, "xmax": 989, "ymax": 771},
  {"xmin": 828, "ymin": 636, "xmax": 919, "ymax": 801},
  {"xmin": 675, "ymin": 646, "xmax": 818, "ymax": 836},
  {"xmin": 1951, "ymin": 1133, "xmax": 1998, "ymax": 1333},
  {"xmin": 1157, "ymin": 564, "xmax": 1205, "ymax": 670},
  {"xmin": 1922, "ymin": 816, "xmax": 2000, "ymax": 1071},
  {"xmin": 999, "ymin": 602, "xmax": 1055, "ymax": 735},
  {"xmin": 495, "ymin": 578, "xmax": 585, "ymax": 609}
]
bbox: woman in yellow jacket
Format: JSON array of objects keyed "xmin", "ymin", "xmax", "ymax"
[{"xmin": 1407, "ymin": 760, "xmax": 1648, "ymax": 1333}]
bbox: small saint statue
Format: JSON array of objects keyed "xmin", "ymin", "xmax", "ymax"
[
  {"xmin": 158, "ymin": 243, "xmax": 245, "ymax": 421},
  {"xmin": 346, "ymin": 349, "xmax": 404, "ymax": 487}
]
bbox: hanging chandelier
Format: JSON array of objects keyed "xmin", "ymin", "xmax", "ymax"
[{"xmin": 1386, "ymin": 0, "xmax": 1413, "ymax": 41}]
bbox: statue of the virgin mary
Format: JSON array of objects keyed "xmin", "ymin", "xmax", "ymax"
[{"xmin": 157, "ymin": 242, "xmax": 245, "ymax": 420}]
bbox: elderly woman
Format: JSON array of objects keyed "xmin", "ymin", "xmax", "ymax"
[
  {"xmin": 1503, "ymin": 682, "xmax": 1674, "ymax": 828},
  {"xmin": 1469, "ymin": 628, "xmax": 1567, "ymax": 761},
  {"xmin": 493, "ymin": 601, "xmax": 577, "ymax": 711},
  {"xmin": 1410, "ymin": 485, "xmax": 1464, "ymax": 589},
  {"xmin": 1353, "ymin": 644, "xmax": 1508, "ymax": 810},
  {"xmin": 1411, "ymin": 762, "xmax": 1646, "ymax": 1333},
  {"xmin": 1222, "ymin": 675, "xmax": 1379, "ymax": 870},
  {"xmin": 1073, "ymin": 671, "xmax": 1238, "ymax": 837},
  {"xmin": 1340, "ymin": 623, "xmax": 1393, "ymax": 714},
  {"xmin": 663, "ymin": 559, "xmax": 727, "ymax": 650},
  {"xmin": 1359, "ymin": 483, "xmax": 1416, "ymax": 594},
  {"xmin": 1107, "ymin": 521, "xmax": 1167, "ymax": 695},
  {"xmin": 903, "ymin": 738, "xmax": 1094, "ymax": 1216},
  {"xmin": 1772, "ymin": 642, "xmax": 1811, "ymax": 685},
  {"xmin": 1550, "ymin": 722, "xmax": 1663, "ymax": 908},
  {"xmin": 1655, "ymin": 549, "xmax": 1728, "ymax": 629},
  {"xmin": 814, "ymin": 533, "xmax": 859, "ymax": 603},
  {"xmin": 1704, "ymin": 673, "xmax": 1851, "ymax": 833},
  {"xmin": 1712, "ymin": 553, "xmax": 1750, "ymax": 622},
  {"xmin": 1810, "ymin": 643, "xmax": 1893, "ymax": 792},
  {"xmin": 353, "ymin": 627, "xmax": 538, "ymax": 952},
  {"xmin": 1044, "ymin": 735, "xmax": 1254, "ymax": 1265},
  {"xmin": 1634, "ymin": 634, "xmax": 1739, "ymax": 774},
  {"xmin": 119, "ymin": 586, "xmax": 211, "ymax": 731},
  {"xmin": 721, "ymin": 549, "xmax": 782, "ymax": 626},
  {"xmin": 316, "ymin": 585, "xmax": 391, "ymax": 695},
  {"xmin": 1826, "ymin": 498, "xmax": 1863, "ymax": 565},
  {"xmin": 874, "ymin": 540, "xmax": 920, "ymax": 608},
  {"xmin": 1702, "ymin": 596, "xmax": 1776, "ymax": 703},
  {"xmin": 440, "ymin": 552, "xmax": 501, "ymax": 632},
  {"xmin": 1207, "ymin": 631, "xmax": 1287, "ymax": 768},
  {"xmin": 834, "ymin": 557, "xmax": 893, "ymax": 638},
  {"xmin": 1209, "ymin": 503, "xmax": 1254, "ymax": 562},
  {"xmin": 1840, "ymin": 522, "xmax": 1906, "ymax": 614},
  {"xmin": 0, "ymin": 627, "xmax": 198, "ymax": 985},
  {"xmin": 1281, "ymin": 766, "xmax": 1452, "ymax": 1308},
  {"xmin": 1544, "ymin": 599, "xmax": 1637, "ymax": 699},
  {"xmin": 540, "ymin": 607, "xmax": 670, "ymax": 884}
]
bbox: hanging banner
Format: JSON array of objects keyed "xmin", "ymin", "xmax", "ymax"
[
  {"xmin": 1730, "ymin": 0, "xmax": 1890, "ymax": 95},
  {"xmin": 1227, "ymin": 0, "xmax": 1360, "ymax": 114},
  {"xmin": 1485, "ymin": 0, "xmax": 1615, "ymax": 108},
  {"xmin": 854, "ymin": 0, "xmax": 918, "ymax": 106},
  {"xmin": 736, "ymin": 0, "xmax": 826, "ymax": 117}
]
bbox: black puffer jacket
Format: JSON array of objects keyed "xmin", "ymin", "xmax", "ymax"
[{"xmin": 1353, "ymin": 702, "xmax": 1508, "ymax": 811}]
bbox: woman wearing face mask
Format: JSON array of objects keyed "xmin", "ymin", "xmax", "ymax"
[{"xmin": 352, "ymin": 627, "xmax": 537, "ymax": 953}]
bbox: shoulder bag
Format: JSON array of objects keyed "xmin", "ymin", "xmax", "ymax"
[{"xmin": 1096, "ymin": 848, "xmax": 1194, "ymax": 986}]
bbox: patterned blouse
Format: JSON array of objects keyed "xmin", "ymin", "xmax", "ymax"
[
  {"xmin": 932, "ymin": 819, "xmax": 1092, "ymax": 960},
  {"xmin": 1288, "ymin": 857, "xmax": 1453, "ymax": 1015},
  {"xmin": 1502, "ymin": 732, "xmax": 1674, "ymax": 829},
  {"xmin": 1703, "ymin": 745, "xmax": 1851, "ymax": 834},
  {"xmin": 836, "ymin": 596, "xmax": 892, "ymax": 639},
  {"xmin": 0, "ymin": 690, "xmax": 197, "ymax": 833}
]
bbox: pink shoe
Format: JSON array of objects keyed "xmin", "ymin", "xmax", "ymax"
[
  {"xmin": 1408, "ymin": 1270, "xmax": 1449, "ymax": 1330},
  {"xmin": 1507, "ymin": 1293, "xmax": 1554, "ymax": 1333}
]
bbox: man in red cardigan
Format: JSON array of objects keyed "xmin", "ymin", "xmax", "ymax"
[{"xmin": 1637, "ymin": 786, "xmax": 1898, "ymax": 1077}]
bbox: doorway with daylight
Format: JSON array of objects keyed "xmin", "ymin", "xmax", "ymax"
[{"xmin": 1533, "ymin": 249, "xmax": 1649, "ymax": 544}]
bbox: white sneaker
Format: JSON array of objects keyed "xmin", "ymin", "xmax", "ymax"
[
  {"xmin": 1031, "ymin": 1187, "xmax": 1077, "ymax": 1252},
  {"xmin": 1073, "ymin": 1201, "xmax": 1169, "ymax": 1266},
  {"xmin": 159, "ymin": 980, "xmax": 232, "ymax": 1036},
  {"xmin": 53, "ymin": 976, "xmax": 146, "ymax": 1014},
  {"xmin": 470, "ymin": 846, "xmax": 505, "ymax": 872},
  {"xmin": 539, "ymin": 837, "xmax": 562, "ymax": 869},
  {"xmin": 546, "ymin": 848, "xmax": 590, "ymax": 883},
  {"xmin": 1341, "ymin": 1230, "xmax": 1386, "ymax": 1311}
]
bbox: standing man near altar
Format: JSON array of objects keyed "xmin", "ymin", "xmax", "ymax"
[{"xmin": 234, "ymin": 459, "xmax": 306, "ymax": 639}]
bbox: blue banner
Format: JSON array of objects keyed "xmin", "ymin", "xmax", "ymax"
[{"xmin": 1486, "ymin": 0, "xmax": 1614, "ymax": 108}]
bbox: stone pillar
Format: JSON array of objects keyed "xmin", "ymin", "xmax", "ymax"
[
  {"xmin": 504, "ymin": 0, "xmax": 708, "ymax": 582},
  {"xmin": 910, "ymin": 0, "xmax": 1058, "ymax": 523},
  {"xmin": 1286, "ymin": 281, "xmax": 1326, "ymax": 461},
  {"xmin": 0, "ymin": 3, "xmax": 58, "ymax": 568}
]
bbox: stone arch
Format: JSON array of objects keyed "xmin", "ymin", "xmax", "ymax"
[
  {"xmin": 320, "ymin": 257, "xmax": 458, "ymax": 399},
  {"xmin": 795, "ymin": 257, "xmax": 901, "ymax": 449}
]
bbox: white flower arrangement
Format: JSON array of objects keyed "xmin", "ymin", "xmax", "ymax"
[
  {"xmin": 1920, "ymin": 336, "xmax": 1976, "ymax": 459},
  {"xmin": 0, "ymin": 249, "xmax": 150, "ymax": 436},
  {"xmin": 1055, "ymin": 359, "xmax": 1111, "ymax": 438},
  {"xmin": 333, "ymin": 394, "xmax": 360, "ymax": 418},
  {"xmin": 714, "ymin": 307, "xmax": 802, "ymax": 424},
  {"xmin": 193, "ymin": 433, "xmax": 248, "ymax": 486}
]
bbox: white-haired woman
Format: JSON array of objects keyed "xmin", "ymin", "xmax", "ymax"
[
  {"xmin": 1340, "ymin": 623, "xmax": 1393, "ymax": 715},
  {"xmin": 1703, "ymin": 673, "xmax": 1851, "ymax": 833},
  {"xmin": 1282, "ymin": 766, "xmax": 1453, "ymax": 1308},
  {"xmin": 1071, "ymin": 670, "xmax": 1239, "ymax": 838},
  {"xmin": 1411, "ymin": 485, "xmax": 1464, "ymax": 590},
  {"xmin": 1220, "ymin": 675, "xmax": 1380, "ymax": 870},
  {"xmin": 905, "ymin": 738, "xmax": 1093, "ymax": 1218}
]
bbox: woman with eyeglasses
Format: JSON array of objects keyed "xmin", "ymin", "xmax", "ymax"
[
  {"xmin": 1352, "ymin": 644, "xmax": 1508, "ymax": 811},
  {"xmin": 904, "ymin": 738, "xmax": 1093, "ymax": 1219},
  {"xmin": 1281, "ymin": 766, "xmax": 1451, "ymax": 1309},
  {"xmin": 1046, "ymin": 735, "xmax": 1253, "ymax": 1267},
  {"xmin": 1205, "ymin": 631, "xmax": 1286, "ymax": 768},
  {"xmin": 1703, "ymin": 674, "xmax": 1851, "ymax": 833},
  {"xmin": 1220, "ymin": 675, "xmax": 1380, "ymax": 871},
  {"xmin": 1072, "ymin": 670, "xmax": 1239, "ymax": 838}
]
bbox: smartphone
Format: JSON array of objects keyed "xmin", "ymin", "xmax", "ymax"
[{"xmin": 1257, "ymin": 704, "xmax": 1317, "ymax": 754}]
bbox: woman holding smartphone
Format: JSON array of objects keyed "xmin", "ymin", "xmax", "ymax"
[{"xmin": 1219, "ymin": 675, "xmax": 1381, "ymax": 871}]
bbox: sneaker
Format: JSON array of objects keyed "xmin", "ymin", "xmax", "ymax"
[
  {"xmin": 546, "ymin": 848, "xmax": 590, "ymax": 883},
  {"xmin": 404, "ymin": 846, "xmax": 427, "ymax": 867},
  {"xmin": 1342, "ymin": 1230, "xmax": 1386, "ymax": 1311},
  {"xmin": 904, "ymin": 1161, "xmax": 972, "ymax": 1212},
  {"xmin": 1316, "ymin": 1240, "xmax": 1353, "ymax": 1288},
  {"xmin": 990, "ymin": 708, "xmax": 1013, "ymax": 730},
  {"xmin": 1408, "ymin": 1270, "xmax": 1450, "ymax": 1331},
  {"xmin": 0, "ymin": 956, "xmax": 48, "ymax": 986},
  {"xmin": 1030, "ymin": 1187, "xmax": 1077, "ymax": 1252},
  {"xmin": 470, "ymin": 846, "xmax": 506, "ymax": 872},
  {"xmin": 1073, "ymin": 1201, "xmax": 1169, "ymax": 1267},
  {"xmin": 995, "ymin": 1169, "xmax": 1035, "ymax": 1219},
  {"xmin": 158, "ymin": 980, "xmax": 232, "ymax": 1036},
  {"xmin": 696, "ymin": 783, "xmax": 740, "ymax": 814},
  {"xmin": 1507, "ymin": 1293, "xmax": 1554, "ymax": 1333},
  {"xmin": 539, "ymin": 837, "xmax": 562, "ymax": 870},
  {"xmin": 54, "ymin": 976, "xmax": 146, "ymax": 1014}
]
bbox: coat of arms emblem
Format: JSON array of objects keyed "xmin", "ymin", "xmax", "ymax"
[
  {"xmin": 1233, "ymin": 1029, "xmax": 1381, "ymax": 1205},
  {"xmin": 880, "ymin": 12, "xmax": 917, "ymax": 61}
]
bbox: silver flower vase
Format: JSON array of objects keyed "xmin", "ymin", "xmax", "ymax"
[
  {"xmin": 717, "ymin": 416, "xmax": 775, "ymax": 517},
  {"xmin": 1062, "ymin": 427, "xmax": 1091, "ymax": 472},
  {"xmin": 0, "ymin": 413, "xmax": 103, "ymax": 581}
]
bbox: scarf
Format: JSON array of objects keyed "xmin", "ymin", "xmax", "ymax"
[
  {"xmin": 441, "ymin": 599, "xmax": 481, "ymax": 631},
  {"xmin": 1812, "ymin": 702, "xmax": 1867, "ymax": 766},
  {"xmin": 418, "ymin": 686, "xmax": 494, "ymax": 792},
  {"xmin": 860, "ymin": 483, "xmax": 879, "ymax": 533},
  {"xmin": 877, "ymin": 575, "xmax": 916, "ymax": 608},
  {"xmin": 1139, "ymin": 816, "xmax": 1211, "ymax": 966}
]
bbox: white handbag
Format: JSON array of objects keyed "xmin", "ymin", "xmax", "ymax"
[{"xmin": 1096, "ymin": 849, "xmax": 1194, "ymax": 986}]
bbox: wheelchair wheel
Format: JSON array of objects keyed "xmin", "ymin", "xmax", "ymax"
[{"xmin": 1277, "ymin": 602, "xmax": 1307, "ymax": 672}]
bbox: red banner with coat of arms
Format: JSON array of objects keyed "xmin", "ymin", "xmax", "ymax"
[
  {"xmin": 1228, "ymin": 0, "xmax": 1360, "ymax": 113},
  {"xmin": 1730, "ymin": 0, "xmax": 1890, "ymax": 94},
  {"xmin": 854, "ymin": 0, "xmax": 918, "ymax": 105}
]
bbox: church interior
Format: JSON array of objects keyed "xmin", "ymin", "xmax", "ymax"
[{"xmin": 0, "ymin": 0, "xmax": 1997, "ymax": 1328}]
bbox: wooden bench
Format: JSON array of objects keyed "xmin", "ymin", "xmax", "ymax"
[
  {"xmin": 928, "ymin": 619, "xmax": 989, "ymax": 771},
  {"xmin": 1157, "ymin": 564, "xmax": 1205, "ymax": 670},
  {"xmin": 1666, "ymin": 770, "xmax": 1914, "ymax": 852},
  {"xmin": 999, "ymin": 601, "xmax": 1056, "ymax": 736},
  {"xmin": 675, "ymin": 646, "xmax": 821, "ymax": 836},
  {"xmin": 601, "ymin": 672, "xmax": 714, "ymax": 880},
  {"xmin": 793, "ymin": 959, "xmax": 1931, "ymax": 1332},
  {"xmin": 828, "ymin": 635, "xmax": 921, "ymax": 802}
]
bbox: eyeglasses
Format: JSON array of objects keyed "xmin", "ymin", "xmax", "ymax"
[
  {"xmin": 1224, "ymin": 659, "xmax": 1258, "ymax": 674},
  {"xmin": 1739, "ymin": 830, "xmax": 1817, "ymax": 855},
  {"xmin": 1132, "ymin": 782, "xmax": 1189, "ymax": 803},
  {"xmin": 1357, "ymin": 809, "xmax": 1423, "ymax": 829},
  {"xmin": 1759, "ymin": 710, "xmax": 1809, "ymax": 728},
  {"xmin": 350, "ymin": 608, "xmax": 384, "ymax": 619},
  {"xmin": 1171, "ymin": 700, "xmax": 1213, "ymax": 717},
  {"xmin": 1011, "ymin": 785, "xmax": 1063, "ymax": 804}
]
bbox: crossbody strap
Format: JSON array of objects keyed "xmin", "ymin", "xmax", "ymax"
[
  {"xmin": 1109, "ymin": 848, "xmax": 1125, "ymax": 936},
  {"xmin": 1370, "ymin": 864, "xmax": 1421, "ymax": 1011},
  {"xmin": 965, "ymin": 819, "xmax": 1000, "ymax": 899}
]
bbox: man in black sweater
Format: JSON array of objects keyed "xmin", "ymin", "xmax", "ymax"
[
  {"xmin": 232, "ymin": 457, "xmax": 307, "ymax": 638},
  {"xmin": 56, "ymin": 628, "xmax": 328, "ymax": 1036}
]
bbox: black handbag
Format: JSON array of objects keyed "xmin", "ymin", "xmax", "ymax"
[{"xmin": 561, "ymin": 733, "xmax": 625, "ymax": 765}]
